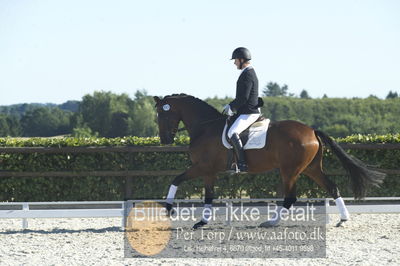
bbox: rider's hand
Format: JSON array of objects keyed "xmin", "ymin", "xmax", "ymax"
[{"xmin": 222, "ymin": 104, "xmax": 234, "ymax": 116}]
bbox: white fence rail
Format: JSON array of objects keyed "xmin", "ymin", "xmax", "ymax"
[{"xmin": 1, "ymin": 197, "xmax": 399, "ymax": 229}]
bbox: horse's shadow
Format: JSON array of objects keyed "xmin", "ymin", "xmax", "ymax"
[
  {"xmin": 0, "ymin": 226, "xmax": 123, "ymax": 235},
  {"xmin": 1, "ymin": 223, "xmax": 311, "ymax": 235}
]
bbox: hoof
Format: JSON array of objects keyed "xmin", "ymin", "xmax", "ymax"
[
  {"xmin": 192, "ymin": 220, "xmax": 208, "ymax": 230},
  {"xmin": 167, "ymin": 209, "xmax": 176, "ymax": 217},
  {"xmin": 259, "ymin": 220, "xmax": 279, "ymax": 228},
  {"xmin": 165, "ymin": 203, "xmax": 176, "ymax": 217},
  {"xmin": 335, "ymin": 219, "xmax": 348, "ymax": 227}
]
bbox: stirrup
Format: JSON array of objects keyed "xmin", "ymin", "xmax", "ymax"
[{"xmin": 226, "ymin": 163, "xmax": 239, "ymax": 174}]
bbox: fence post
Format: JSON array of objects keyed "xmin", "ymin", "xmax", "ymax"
[
  {"xmin": 325, "ymin": 198, "xmax": 330, "ymax": 224},
  {"xmin": 22, "ymin": 203, "xmax": 29, "ymax": 229},
  {"xmin": 225, "ymin": 201, "xmax": 232, "ymax": 226},
  {"xmin": 124, "ymin": 176, "xmax": 133, "ymax": 200}
]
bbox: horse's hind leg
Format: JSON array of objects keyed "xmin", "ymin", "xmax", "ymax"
[
  {"xmin": 302, "ymin": 146, "xmax": 350, "ymax": 226},
  {"xmin": 260, "ymin": 167, "xmax": 301, "ymax": 227}
]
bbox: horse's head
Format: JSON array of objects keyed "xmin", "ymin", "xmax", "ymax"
[{"xmin": 153, "ymin": 96, "xmax": 182, "ymax": 144}]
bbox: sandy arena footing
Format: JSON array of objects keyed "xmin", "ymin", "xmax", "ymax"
[{"xmin": 0, "ymin": 214, "xmax": 399, "ymax": 266}]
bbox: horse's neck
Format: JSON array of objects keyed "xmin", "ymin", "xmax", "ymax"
[{"xmin": 180, "ymin": 105, "xmax": 223, "ymax": 139}]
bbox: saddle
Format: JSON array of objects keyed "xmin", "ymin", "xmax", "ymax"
[
  {"xmin": 222, "ymin": 115, "xmax": 270, "ymax": 172},
  {"xmin": 222, "ymin": 115, "xmax": 270, "ymax": 150}
]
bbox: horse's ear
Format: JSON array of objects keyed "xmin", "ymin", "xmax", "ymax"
[{"xmin": 153, "ymin": 96, "xmax": 161, "ymax": 106}]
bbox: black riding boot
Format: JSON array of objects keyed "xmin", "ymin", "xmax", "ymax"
[{"xmin": 230, "ymin": 133, "xmax": 248, "ymax": 173}]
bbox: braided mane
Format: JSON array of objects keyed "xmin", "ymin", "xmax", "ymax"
[{"xmin": 164, "ymin": 94, "xmax": 222, "ymax": 120}]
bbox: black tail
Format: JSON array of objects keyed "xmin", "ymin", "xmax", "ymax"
[{"xmin": 315, "ymin": 130, "xmax": 386, "ymax": 199}]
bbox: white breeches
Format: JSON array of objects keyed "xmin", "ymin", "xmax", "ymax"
[{"xmin": 227, "ymin": 113, "xmax": 261, "ymax": 139}]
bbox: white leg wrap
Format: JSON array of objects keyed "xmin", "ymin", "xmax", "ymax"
[
  {"xmin": 266, "ymin": 205, "xmax": 283, "ymax": 226},
  {"xmin": 270, "ymin": 206, "xmax": 283, "ymax": 222},
  {"xmin": 201, "ymin": 204, "xmax": 212, "ymax": 223},
  {"xmin": 260, "ymin": 205, "xmax": 284, "ymax": 227},
  {"xmin": 335, "ymin": 197, "xmax": 350, "ymax": 220},
  {"xmin": 166, "ymin": 185, "xmax": 178, "ymax": 204}
]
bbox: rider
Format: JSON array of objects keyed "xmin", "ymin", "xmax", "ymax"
[{"xmin": 222, "ymin": 47, "xmax": 261, "ymax": 173}]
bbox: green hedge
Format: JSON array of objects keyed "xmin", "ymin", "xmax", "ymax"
[{"xmin": 0, "ymin": 134, "xmax": 399, "ymax": 201}]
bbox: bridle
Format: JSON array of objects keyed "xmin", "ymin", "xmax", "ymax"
[{"xmin": 157, "ymin": 101, "xmax": 227, "ymax": 136}]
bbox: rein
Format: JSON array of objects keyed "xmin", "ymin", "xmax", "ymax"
[{"xmin": 176, "ymin": 116, "xmax": 227, "ymax": 133}]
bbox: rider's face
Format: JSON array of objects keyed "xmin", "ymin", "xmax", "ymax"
[{"xmin": 234, "ymin": 59, "xmax": 241, "ymax": 69}]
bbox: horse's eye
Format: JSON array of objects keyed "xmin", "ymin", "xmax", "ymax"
[{"xmin": 162, "ymin": 104, "xmax": 171, "ymax": 111}]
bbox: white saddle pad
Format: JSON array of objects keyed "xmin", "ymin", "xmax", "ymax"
[{"xmin": 222, "ymin": 119, "xmax": 270, "ymax": 150}]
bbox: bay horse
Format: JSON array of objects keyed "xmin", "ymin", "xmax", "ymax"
[{"xmin": 153, "ymin": 94, "xmax": 385, "ymax": 229}]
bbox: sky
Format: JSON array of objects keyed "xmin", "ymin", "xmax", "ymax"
[{"xmin": 0, "ymin": 0, "xmax": 399, "ymax": 105}]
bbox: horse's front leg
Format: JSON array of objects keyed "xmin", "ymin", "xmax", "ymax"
[
  {"xmin": 193, "ymin": 176, "xmax": 216, "ymax": 230},
  {"xmin": 165, "ymin": 164, "xmax": 204, "ymax": 216}
]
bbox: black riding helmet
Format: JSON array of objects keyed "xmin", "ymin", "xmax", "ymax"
[{"xmin": 231, "ymin": 47, "xmax": 251, "ymax": 60}]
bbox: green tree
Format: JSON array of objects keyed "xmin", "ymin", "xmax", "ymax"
[
  {"xmin": 386, "ymin": 91, "xmax": 398, "ymax": 99},
  {"xmin": 0, "ymin": 114, "xmax": 22, "ymax": 136},
  {"xmin": 71, "ymin": 125, "xmax": 99, "ymax": 138},
  {"xmin": 75, "ymin": 90, "xmax": 158, "ymax": 137},
  {"xmin": 8, "ymin": 116, "xmax": 22, "ymax": 136},
  {"xmin": 262, "ymin": 82, "xmax": 295, "ymax": 97},
  {"xmin": 109, "ymin": 111, "xmax": 130, "ymax": 137},
  {"xmin": 300, "ymin": 89, "xmax": 311, "ymax": 99},
  {"xmin": 129, "ymin": 90, "xmax": 158, "ymax": 137},
  {"xmin": 20, "ymin": 107, "xmax": 71, "ymax": 137},
  {"xmin": 78, "ymin": 91, "xmax": 134, "ymax": 137},
  {"xmin": 0, "ymin": 115, "xmax": 10, "ymax": 136},
  {"xmin": 262, "ymin": 82, "xmax": 286, "ymax": 97}
]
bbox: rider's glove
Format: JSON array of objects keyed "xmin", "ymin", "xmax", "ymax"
[{"xmin": 222, "ymin": 104, "xmax": 234, "ymax": 116}]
